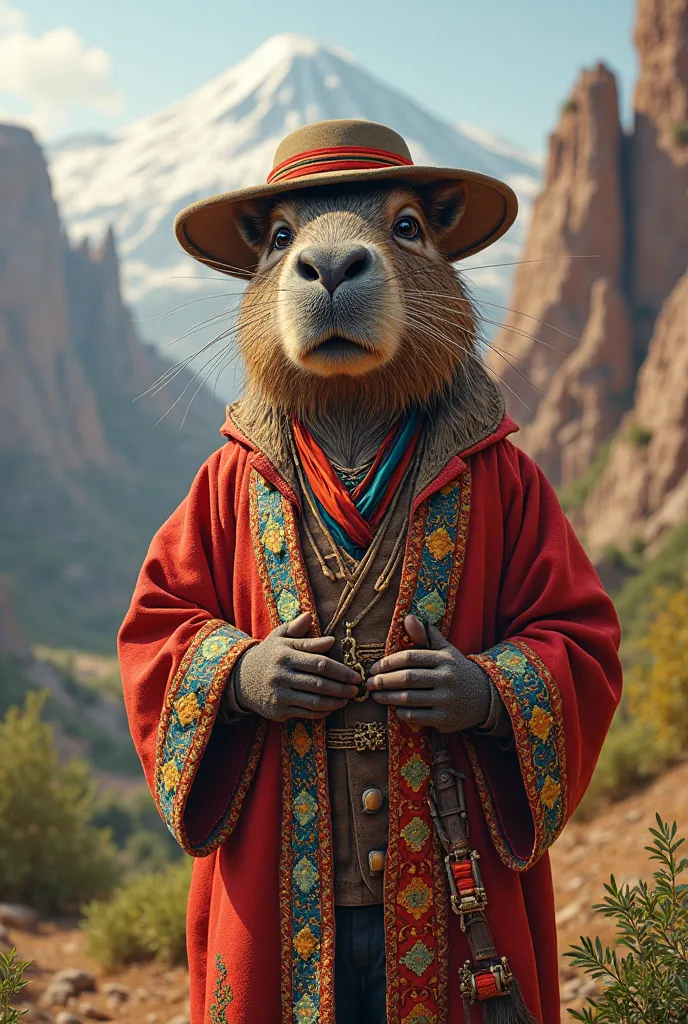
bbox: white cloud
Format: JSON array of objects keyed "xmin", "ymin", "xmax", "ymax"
[
  {"xmin": 0, "ymin": 2, "xmax": 123, "ymax": 135},
  {"xmin": 0, "ymin": 0, "xmax": 24, "ymax": 32}
]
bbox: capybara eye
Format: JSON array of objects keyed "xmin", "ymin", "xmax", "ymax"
[
  {"xmin": 393, "ymin": 216, "xmax": 420, "ymax": 240},
  {"xmin": 273, "ymin": 226, "xmax": 294, "ymax": 249}
]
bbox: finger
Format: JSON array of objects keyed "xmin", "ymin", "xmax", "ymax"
[
  {"xmin": 274, "ymin": 612, "xmax": 312, "ymax": 639},
  {"xmin": 367, "ymin": 669, "xmax": 438, "ymax": 690},
  {"xmin": 289, "ymin": 635, "xmax": 336, "ymax": 654},
  {"xmin": 287, "ymin": 689, "xmax": 347, "ymax": 712},
  {"xmin": 404, "ymin": 614, "xmax": 428, "ymax": 647},
  {"xmin": 289, "ymin": 672, "xmax": 359, "ymax": 700},
  {"xmin": 371, "ymin": 688, "xmax": 434, "ymax": 707},
  {"xmin": 427, "ymin": 623, "xmax": 450, "ymax": 651},
  {"xmin": 369, "ymin": 648, "xmax": 442, "ymax": 676},
  {"xmin": 291, "ymin": 651, "xmax": 361, "ymax": 687},
  {"xmin": 394, "ymin": 707, "xmax": 440, "ymax": 726}
]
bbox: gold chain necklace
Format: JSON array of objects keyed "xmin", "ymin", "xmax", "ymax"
[{"xmin": 289, "ymin": 430, "xmax": 424, "ymax": 700}]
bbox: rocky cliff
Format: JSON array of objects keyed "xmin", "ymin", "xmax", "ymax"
[
  {"xmin": 486, "ymin": 63, "xmax": 626, "ymax": 429},
  {"xmin": 632, "ymin": 0, "xmax": 688, "ymax": 355},
  {"xmin": 492, "ymin": 0, "xmax": 688, "ymax": 552},
  {"xmin": 0, "ymin": 126, "xmax": 220, "ymax": 650},
  {"xmin": 576, "ymin": 270, "xmax": 688, "ymax": 559}
]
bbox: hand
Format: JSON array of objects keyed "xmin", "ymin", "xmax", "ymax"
[
  {"xmin": 366, "ymin": 615, "xmax": 491, "ymax": 732},
  {"xmin": 234, "ymin": 612, "xmax": 360, "ymax": 722}
]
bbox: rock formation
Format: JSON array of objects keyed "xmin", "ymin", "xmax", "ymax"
[
  {"xmin": 486, "ymin": 64, "xmax": 626, "ymax": 426},
  {"xmin": 632, "ymin": 0, "xmax": 688, "ymax": 356},
  {"xmin": 577, "ymin": 270, "xmax": 688, "ymax": 558},
  {"xmin": 520, "ymin": 278, "xmax": 634, "ymax": 487},
  {"xmin": 0, "ymin": 125, "xmax": 107, "ymax": 471},
  {"xmin": 491, "ymin": 0, "xmax": 688, "ymax": 546},
  {"xmin": 0, "ymin": 125, "xmax": 219, "ymax": 650}
]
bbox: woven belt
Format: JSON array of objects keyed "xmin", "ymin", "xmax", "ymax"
[{"xmin": 326, "ymin": 722, "xmax": 387, "ymax": 752}]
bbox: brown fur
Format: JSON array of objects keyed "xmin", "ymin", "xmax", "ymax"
[{"xmin": 236, "ymin": 181, "xmax": 477, "ymax": 438}]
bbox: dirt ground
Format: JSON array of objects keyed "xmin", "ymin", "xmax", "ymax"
[{"xmin": 7, "ymin": 760, "xmax": 688, "ymax": 1024}]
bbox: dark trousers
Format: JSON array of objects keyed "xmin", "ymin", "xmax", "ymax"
[{"xmin": 335, "ymin": 904, "xmax": 387, "ymax": 1023}]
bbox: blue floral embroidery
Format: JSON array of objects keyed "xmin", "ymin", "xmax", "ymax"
[
  {"xmin": 410, "ymin": 480, "xmax": 464, "ymax": 626},
  {"xmin": 254, "ymin": 474, "xmax": 326, "ymax": 1024},
  {"xmin": 156, "ymin": 622, "xmax": 250, "ymax": 846},
  {"xmin": 255, "ymin": 475, "xmax": 301, "ymax": 624},
  {"xmin": 483, "ymin": 641, "xmax": 566, "ymax": 857}
]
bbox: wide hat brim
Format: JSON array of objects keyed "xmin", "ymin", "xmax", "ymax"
[{"xmin": 174, "ymin": 164, "xmax": 518, "ymax": 279}]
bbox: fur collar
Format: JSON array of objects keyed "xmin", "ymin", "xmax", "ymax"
[{"xmin": 224, "ymin": 357, "xmax": 509, "ymax": 498}]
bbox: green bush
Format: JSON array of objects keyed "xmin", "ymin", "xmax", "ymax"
[
  {"xmin": 0, "ymin": 949, "xmax": 32, "ymax": 1024},
  {"xmin": 626, "ymin": 422, "xmax": 653, "ymax": 448},
  {"xmin": 575, "ymin": 717, "xmax": 673, "ymax": 821},
  {"xmin": 613, "ymin": 522, "xmax": 688, "ymax": 650},
  {"xmin": 82, "ymin": 859, "xmax": 192, "ymax": 970},
  {"xmin": 565, "ymin": 816, "xmax": 688, "ymax": 1022},
  {"xmin": 559, "ymin": 437, "xmax": 614, "ymax": 513},
  {"xmin": 629, "ymin": 588, "xmax": 688, "ymax": 758},
  {"xmin": 0, "ymin": 693, "xmax": 118, "ymax": 914},
  {"xmin": 672, "ymin": 121, "xmax": 688, "ymax": 147},
  {"xmin": 562, "ymin": 97, "xmax": 579, "ymax": 114},
  {"xmin": 92, "ymin": 788, "xmax": 182, "ymax": 873}
]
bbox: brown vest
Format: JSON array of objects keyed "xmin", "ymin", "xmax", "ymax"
[{"xmin": 299, "ymin": 483, "xmax": 412, "ymax": 905}]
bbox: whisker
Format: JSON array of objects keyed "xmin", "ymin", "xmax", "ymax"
[
  {"xmin": 403, "ymin": 290, "xmax": 578, "ymax": 346},
  {"xmin": 404, "ymin": 298, "xmax": 538, "ymax": 389}
]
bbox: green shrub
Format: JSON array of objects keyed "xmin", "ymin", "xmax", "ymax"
[
  {"xmin": 602, "ymin": 544, "xmax": 633, "ymax": 573},
  {"xmin": 0, "ymin": 693, "xmax": 118, "ymax": 914},
  {"xmin": 575, "ymin": 717, "xmax": 673, "ymax": 821},
  {"xmin": 614, "ymin": 522, "xmax": 688, "ymax": 650},
  {"xmin": 629, "ymin": 588, "xmax": 688, "ymax": 758},
  {"xmin": 92, "ymin": 788, "xmax": 181, "ymax": 872},
  {"xmin": 0, "ymin": 949, "xmax": 32, "ymax": 1023},
  {"xmin": 82, "ymin": 859, "xmax": 192, "ymax": 970},
  {"xmin": 626, "ymin": 422, "xmax": 653, "ymax": 448},
  {"xmin": 562, "ymin": 97, "xmax": 579, "ymax": 114},
  {"xmin": 559, "ymin": 437, "xmax": 614, "ymax": 514},
  {"xmin": 672, "ymin": 121, "xmax": 688, "ymax": 147},
  {"xmin": 565, "ymin": 816, "xmax": 688, "ymax": 1022}
]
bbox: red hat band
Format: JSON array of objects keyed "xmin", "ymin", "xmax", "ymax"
[{"xmin": 266, "ymin": 145, "xmax": 414, "ymax": 185}]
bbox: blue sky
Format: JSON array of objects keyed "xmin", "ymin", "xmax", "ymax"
[{"xmin": 0, "ymin": 0, "xmax": 637, "ymax": 154}]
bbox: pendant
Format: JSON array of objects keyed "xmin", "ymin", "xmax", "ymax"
[{"xmin": 341, "ymin": 623, "xmax": 368, "ymax": 702}]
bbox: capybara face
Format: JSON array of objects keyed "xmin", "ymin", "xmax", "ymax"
[{"xmin": 237, "ymin": 180, "xmax": 477, "ymax": 417}]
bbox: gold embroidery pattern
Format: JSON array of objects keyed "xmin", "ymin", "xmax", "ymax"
[
  {"xmin": 153, "ymin": 618, "xmax": 264, "ymax": 856},
  {"xmin": 384, "ymin": 468, "xmax": 471, "ymax": 1024},
  {"xmin": 465, "ymin": 639, "xmax": 568, "ymax": 870},
  {"xmin": 250, "ymin": 470, "xmax": 336, "ymax": 1024}
]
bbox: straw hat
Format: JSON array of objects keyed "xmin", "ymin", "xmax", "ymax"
[{"xmin": 174, "ymin": 119, "xmax": 518, "ymax": 278}]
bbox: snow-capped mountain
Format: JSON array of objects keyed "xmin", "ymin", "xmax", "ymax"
[{"xmin": 48, "ymin": 34, "xmax": 541, "ymax": 396}]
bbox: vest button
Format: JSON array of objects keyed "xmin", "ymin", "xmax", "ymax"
[
  {"xmin": 368, "ymin": 849, "xmax": 386, "ymax": 874},
  {"xmin": 362, "ymin": 788, "xmax": 384, "ymax": 813}
]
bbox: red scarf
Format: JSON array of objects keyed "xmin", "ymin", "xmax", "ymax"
[{"xmin": 292, "ymin": 416, "xmax": 422, "ymax": 552}]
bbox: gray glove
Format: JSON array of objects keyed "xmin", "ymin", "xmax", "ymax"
[
  {"xmin": 233, "ymin": 612, "xmax": 360, "ymax": 722},
  {"xmin": 367, "ymin": 614, "xmax": 492, "ymax": 733}
]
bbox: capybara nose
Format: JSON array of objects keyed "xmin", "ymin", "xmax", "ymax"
[{"xmin": 296, "ymin": 245, "xmax": 371, "ymax": 294}]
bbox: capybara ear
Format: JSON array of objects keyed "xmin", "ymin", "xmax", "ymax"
[
  {"xmin": 236, "ymin": 199, "xmax": 273, "ymax": 252},
  {"xmin": 422, "ymin": 181, "xmax": 467, "ymax": 238}
]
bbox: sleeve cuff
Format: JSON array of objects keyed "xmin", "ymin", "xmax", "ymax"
[
  {"xmin": 465, "ymin": 640, "xmax": 568, "ymax": 870},
  {"xmin": 154, "ymin": 620, "xmax": 263, "ymax": 855}
]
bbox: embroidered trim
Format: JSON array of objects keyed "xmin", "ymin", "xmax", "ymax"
[
  {"xmin": 154, "ymin": 619, "xmax": 263, "ymax": 855},
  {"xmin": 466, "ymin": 639, "xmax": 568, "ymax": 870},
  {"xmin": 209, "ymin": 953, "xmax": 234, "ymax": 1023},
  {"xmin": 250, "ymin": 470, "xmax": 335, "ymax": 1024},
  {"xmin": 385, "ymin": 469, "xmax": 471, "ymax": 1024}
]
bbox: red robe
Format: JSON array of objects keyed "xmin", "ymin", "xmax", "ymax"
[{"xmin": 119, "ymin": 412, "xmax": 621, "ymax": 1024}]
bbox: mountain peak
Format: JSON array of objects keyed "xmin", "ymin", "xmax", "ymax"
[
  {"xmin": 48, "ymin": 36, "xmax": 540, "ymax": 383},
  {"xmin": 247, "ymin": 33, "xmax": 354, "ymax": 66}
]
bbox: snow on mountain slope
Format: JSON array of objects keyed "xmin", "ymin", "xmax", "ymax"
[{"xmin": 48, "ymin": 34, "xmax": 541, "ymax": 398}]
